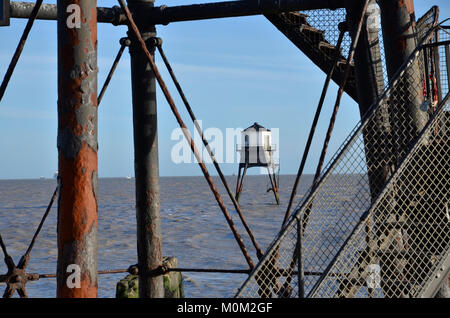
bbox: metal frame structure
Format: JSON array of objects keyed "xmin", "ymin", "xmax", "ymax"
[
  {"xmin": 0, "ymin": 0, "xmax": 10, "ymax": 26},
  {"xmin": 0, "ymin": 0, "xmax": 448, "ymax": 298},
  {"xmin": 237, "ymin": 22, "xmax": 450, "ymax": 298}
]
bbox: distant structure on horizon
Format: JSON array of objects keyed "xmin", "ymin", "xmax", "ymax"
[{"xmin": 235, "ymin": 122, "xmax": 280, "ymax": 204}]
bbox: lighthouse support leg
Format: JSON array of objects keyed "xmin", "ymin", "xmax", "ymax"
[
  {"xmin": 235, "ymin": 166, "xmax": 242, "ymax": 200},
  {"xmin": 266, "ymin": 165, "xmax": 280, "ymax": 205},
  {"xmin": 236, "ymin": 163, "xmax": 248, "ymax": 203}
]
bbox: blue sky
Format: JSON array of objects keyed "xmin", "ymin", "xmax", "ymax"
[{"xmin": 0, "ymin": 0, "xmax": 448, "ymax": 179}]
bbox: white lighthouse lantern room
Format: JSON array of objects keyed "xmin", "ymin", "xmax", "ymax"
[{"xmin": 235, "ymin": 122, "xmax": 280, "ymax": 204}]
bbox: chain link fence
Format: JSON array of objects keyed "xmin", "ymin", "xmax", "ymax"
[
  {"xmin": 299, "ymin": 8, "xmax": 351, "ymax": 56},
  {"xmin": 236, "ymin": 23, "xmax": 448, "ymax": 298},
  {"xmin": 310, "ymin": 97, "xmax": 449, "ymax": 297},
  {"xmin": 437, "ymin": 27, "xmax": 450, "ymax": 100}
]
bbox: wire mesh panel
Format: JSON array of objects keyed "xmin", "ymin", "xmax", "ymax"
[
  {"xmin": 311, "ymin": 95, "xmax": 449, "ymax": 298},
  {"xmin": 437, "ymin": 27, "xmax": 450, "ymax": 99},
  {"xmin": 236, "ymin": 25, "xmax": 446, "ymax": 298},
  {"xmin": 266, "ymin": 9, "xmax": 358, "ymax": 101},
  {"xmin": 417, "ymin": 6, "xmax": 440, "ymax": 43},
  {"xmin": 300, "ymin": 8, "xmax": 352, "ymax": 56},
  {"xmin": 250, "ymin": 220, "xmax": 302, "ymax": 298}
]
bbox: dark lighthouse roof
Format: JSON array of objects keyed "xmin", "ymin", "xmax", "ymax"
[{"xmin": 243, "ymin": 122, "xmax": 271, "ymax": 132}]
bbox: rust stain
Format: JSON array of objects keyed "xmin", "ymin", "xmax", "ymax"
[
  {"xmin": 57, "ymin": 0, "xmax": 98, "ymax": 299},
  {"xmin": 58, "ymin": 142, "xmax": 98, "ymax": 243},
  {"xmin": 90, "ymin": 93, "xmax": 97, "ymax": 108},
  {"xmin": 397, "ymin": 0, "xmax": 416, "ymax": 25},
  {"xmin": 58, "ymin": 272, "xmax": 97, "ymax": 298},
  {"xmin": 404, "ymin": 0, "xmax": 415, "ymax": 15},
  {"xmin": 57, "ymin": 143, "xmax": 98, "ymax": 298},
  {"xmin": 396, "ymin": 36, "xmax": 408, "ymax": 52},
  {"xmin": 90, "ymin": 7, "xmax": 98, "ymax": 50}
]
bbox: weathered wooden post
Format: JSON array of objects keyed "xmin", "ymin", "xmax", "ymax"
[
  {"xmin": 127, "ymin": 0, "xmax": 164, "ymax": 298},
  {"xmin": 56, "ymin": 0, "xmax": 98, "ymax": 297}
]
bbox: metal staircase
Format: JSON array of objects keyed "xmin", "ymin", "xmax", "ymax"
[
  {"xmin": 265, "ymin": 10, "xmax": 359, "ymax": 102},
  {"xmin": 308, "ymin": 97, "xmax": 450, "ymax": 298},
  {"xmin": 265, "ymin": 6, "xmax": 440, "ymax": 104},
  {"xmin": 236, "ymin": 19, "xmax": 449, "ymax": 298}
]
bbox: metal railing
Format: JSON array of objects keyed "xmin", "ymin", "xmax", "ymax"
[
  {"xmin": 310, "ymin": 95, "xmax": 449, "ymax": 297},
  {"xmin": 236, "ymin": 24, "xmax": 449, "ymax": 298},
  {"xmin": 236, "ymin": 144, "xmax": 277, "ymax": 152}
]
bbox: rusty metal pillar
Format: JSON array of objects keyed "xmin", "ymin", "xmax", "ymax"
[
  {"xmin": 346, "ymin": 0, "xmax": 391, "ymax": 200},
  {"xmin": 127, "ymin": 0, "xmax": 164, "ymax": 298},
  {"xmin": 56, "ymin": 0, "xmax": 98, "ymax": 298},
  {"xmin": 379, "ymin": 0, "xmax": 428, "ymax": 155},
  {"xmin": 379, "ymin": 0, "xmax": 418, "ymax": 80}
]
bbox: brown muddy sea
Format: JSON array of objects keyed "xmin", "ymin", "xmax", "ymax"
[{"xmin": 0, "ymin": 175, "xmax": 314, "ymax": 298}]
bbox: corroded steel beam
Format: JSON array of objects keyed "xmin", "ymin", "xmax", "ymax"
[
  {"xmin": 118, "ymin": 0, "xmax": 256, "ymax": 273},
  {"xmin": 10, "ymin": 0, "xmax": 345, "ymax": 24},
  {"xmin": 127, "ymin": 0, "xmax": 164, "ymax": 298},
  {"xmin": 379, "ymin": 0, "xmax": 428, "ymax": 140},
  {"xmin": 10, "ymin": 1, "xmax": 122, "ymax": 23},
  {"xmin": 379, "ymin": 0, "xmax": 418, "ymax": 80},
  {"xmin": 146, "ymin": 0, "xmax": 344, "ymax": 24},
  {"xmin": 56, "ymin": 0, "xmax": 98, "ymax": 298}
]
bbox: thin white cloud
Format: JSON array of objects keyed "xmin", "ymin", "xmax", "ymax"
[
  {"xmin": 0, "ymin": 105, "xmax": 56, "ymax": 120},
  {"xmin": 165, "ymin": 61, "xmax": 322, "ymax": 84},
  {"xmin": 169, "ymin": 50, "xmax": 317, "ymax": 73}
]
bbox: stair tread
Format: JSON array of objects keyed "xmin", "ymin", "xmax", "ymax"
[
  {"xmin": 264, "ymin": 13, "xmax": 359, "ymax": 102},
  {"xmin": 336, "ymin": 59, "xmax": 355, "ymax": 67},
  {"xmin": 288, "ymin": 12, "xmax": 308, "ymax": 18},
  {"xmin": 318, "ymin": 41, "xmax": 336, "ymax": 49},
  {"xmin": 299, "ymin": 24, "xmax": 325, "ymax": 35}
]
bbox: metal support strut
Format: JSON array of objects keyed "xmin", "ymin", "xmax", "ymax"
[
  {"xmin": 303, "ymin": 0, "xmax": 371, "ymax": 232},
  {"xmin": 155, "ymin": 39, "xmax": 265, "ymax": 259},
  {"xmin": 126, "ymin": 0, "xmax": 164, "ymax": 298},
  {"xmin": 117, "ymin": 0, "xmax": 255, "ymax": 273},
  {"xmin": 282, "ymin": 23, "xmax": 347, "ymax": 227},
  {"xmin": 0, "ymin": 0, "xmax": 43, "ymax": 102}
]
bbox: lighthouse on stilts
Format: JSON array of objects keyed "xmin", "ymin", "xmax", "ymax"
[{"xmin": 235, "ymin": 123, "xmax": 280, "ymax": 205}]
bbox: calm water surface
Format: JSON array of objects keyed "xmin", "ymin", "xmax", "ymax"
[{"xmin": 0, "ymin": 175, "xmax": 313, "ymax": 298}]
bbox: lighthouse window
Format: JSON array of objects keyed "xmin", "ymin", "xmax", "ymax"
[{"xmin": 245, "ymin": 135, "xmax": 249, "ymax": 147}]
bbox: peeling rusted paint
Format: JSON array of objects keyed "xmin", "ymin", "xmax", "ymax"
[
  {"xmin": 380, "ymin": 0, "xmax": 418, "ymax": 68},
  {"xmin": 11, "ymin": 0, "xmax": 345, "ymax": 25},
  {"xmin": 57, "ymin": 0, "xmax": 98, "ymax": 298},
  {"xmin": 379, "ymin": 0, "xmax": 427, "ymax": 136}
]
